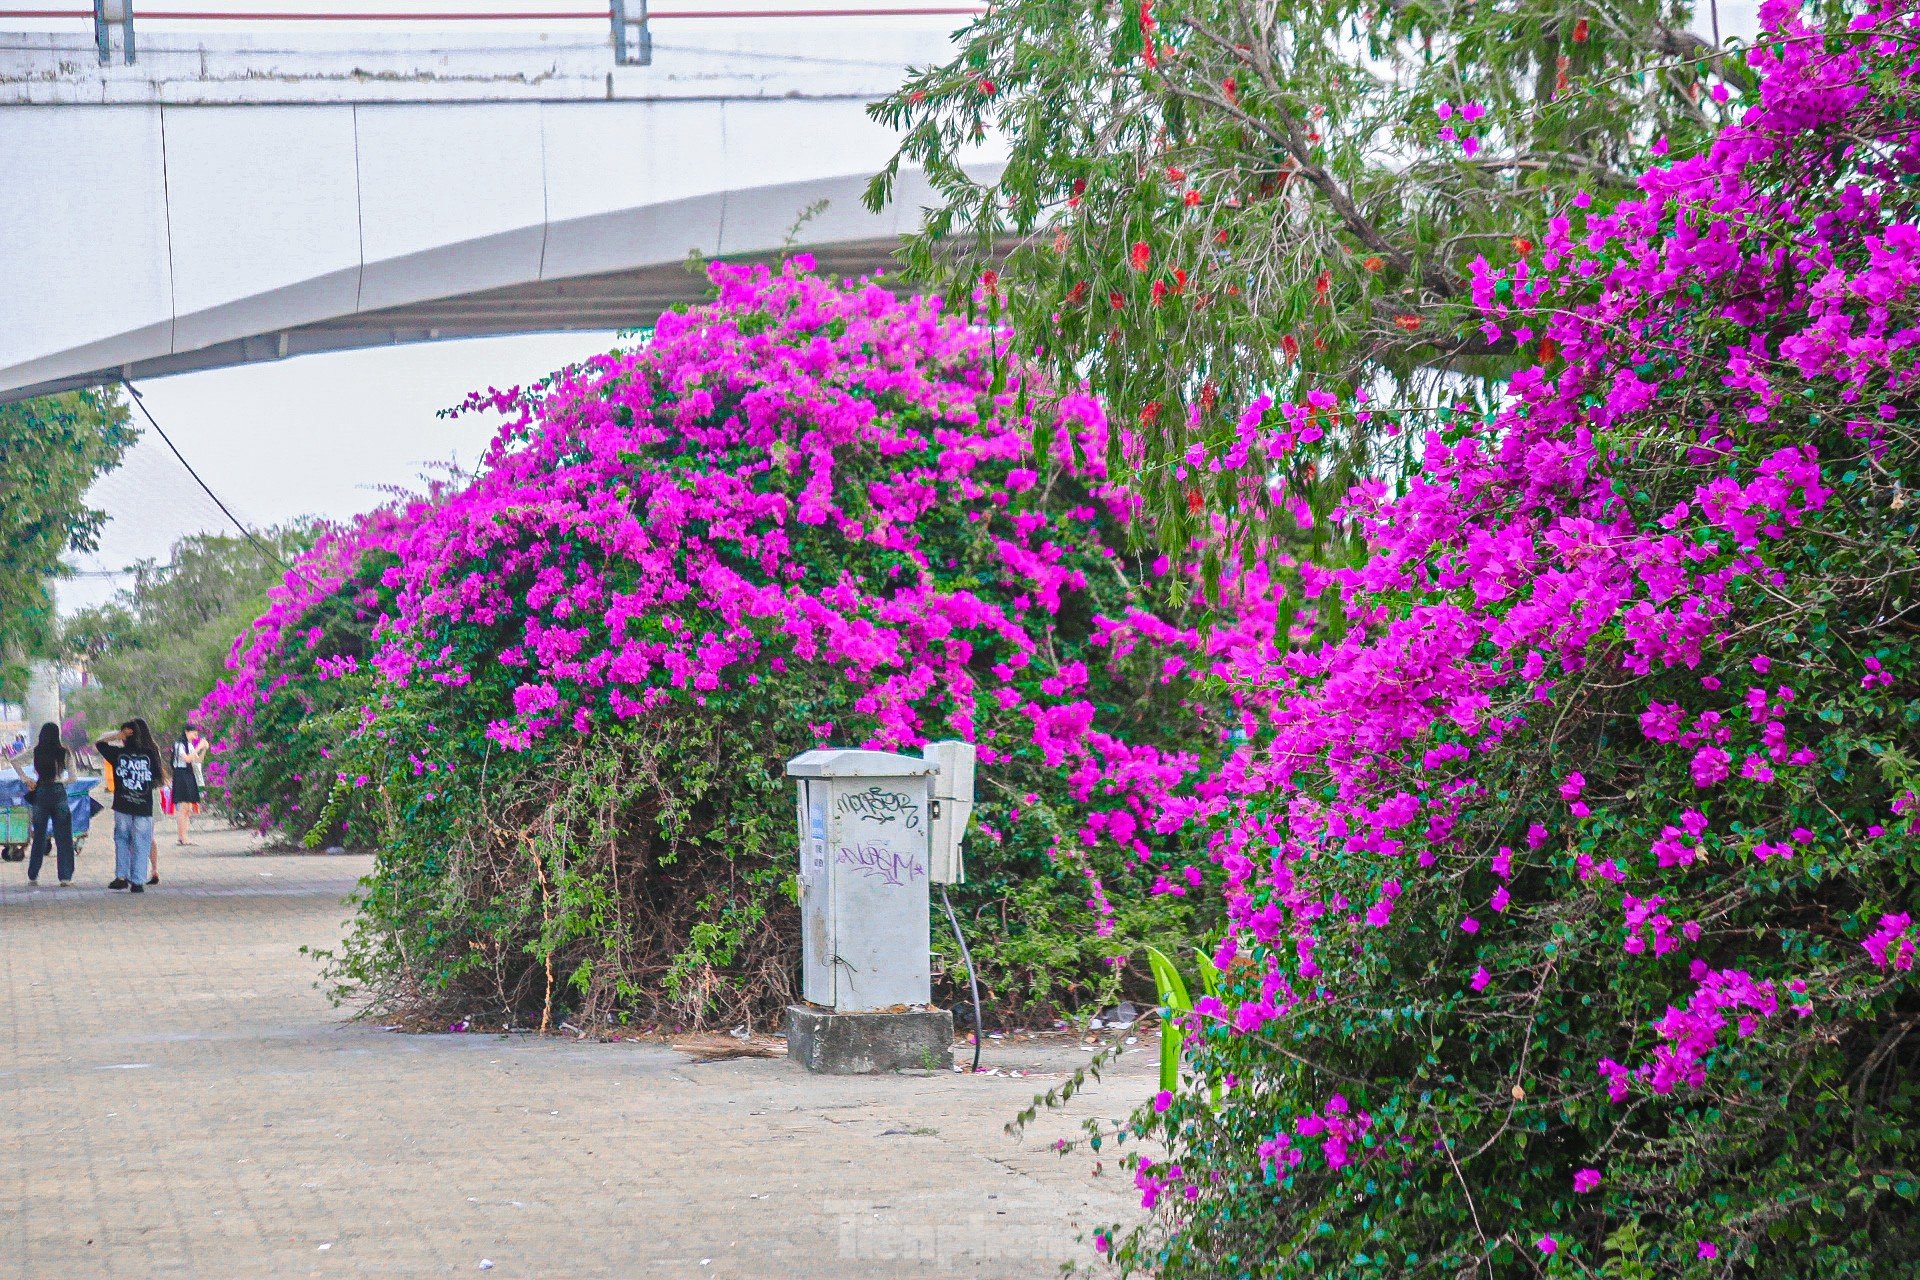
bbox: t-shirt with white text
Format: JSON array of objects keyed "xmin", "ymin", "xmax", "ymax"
[{"xmin": 99, "ymin": 743, "xmax": 160, "ymax": 816}]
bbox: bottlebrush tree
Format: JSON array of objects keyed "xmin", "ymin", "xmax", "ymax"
[{"xmin": 869, "ymin": 0, "xmax": 1747, "ymax": 547}]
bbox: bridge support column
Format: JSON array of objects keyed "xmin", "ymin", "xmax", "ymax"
[{"xmin": 23, "ymin": 660, "xmax": 61, "ymax": 737}]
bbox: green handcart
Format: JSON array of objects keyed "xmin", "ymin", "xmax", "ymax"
[
  {"xmin": 0, "ymin": 801, "xmax": 28, "ymax": 862},
  {"xmin": 1, "ymin": 779, "xmax": 101, "ymax": 864}
]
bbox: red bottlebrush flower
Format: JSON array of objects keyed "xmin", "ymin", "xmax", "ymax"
[
  {"xmin": 1130, "ymin": 241, "xmax": 1153, "ymax": 271},
  {"xmin": 1512, "ymin": 236, "xmax": 1534, "ymax": 254},
  {"xmin": 1166, "ymin": 165, "xmax": 1186, "ymax": 182},
  {"xmin": 1226, "ymin": 283, "xmax": 1241, "ymax": 297},
  {"xmin": 1539, "ymin": 337, "xmax": 1558, "ymax": 362},
  {"xmin": 1222, "ymin": 75, "xmax": 1238, "ymax": 101},
  {"xmin": 1185, "ymin": 487, "xmax": 1204, "ymax": 515},
  {"xmin": 1315, "ymin": 269, "xmax": 1332, "ymax": 299},
  {"xmin": 1363, "ymin": 255, "xmax": 1385, "ymax": 272},
  {"xmin": 1140, "ymin": 401, "xmax": 1164, "ymax": 426},
  {"xmin": 1108, "ymin": 290, "xmax": 1126, "ymax": 309},
  {"xmin": 1183, "ymin": 189, "xmax": 1201, "ymax": 207},
  {"xmin": 1065, "ymin": 280, "xmax": 1089, "ymax": 304},
  {"xmin": 1052, "ymin": 230, "xmax": 1069, "ymax": 253},
  {"xmin": 1312, "ymin": 335, "xmax": 1327, "ymax": 352},
  {"xmin": 1280, "ymin": 334, "xmax": 1300, "ymax": 360},
  {"xmin": 1172, "ymin": 268, "xmax": 1188, "ymax": 293},
  {"xmin": 1072, "ymin": 178, "xmax": 1087, "ymax": 196},
  {"xmin": 1200, "ymin": 380, "xmax": 1218, "ymax": 409},
  {"xmin": 1150, "ymin": 280, "xmax": 1169, "ymax": 304},
  {"xmin": 1572, "ymin": 17, "xmax": 1590, "ymax": 42},
  {"xmin": 1138, "ymin": 0, "xmax": 1156, "ymax": 31},
  {"xmin": 978, "ymin": 78, "xmax": 997, "ymax": 96},
  {"xmin": 980, "ymin": 269, "xmax": 999, "ymax": 290},
  {"xmin": 908, "ymin": 90, "xmax": 927, "ymax": 104},
  {"xmin": 1394, "ymin": 314, "xmax": 1423, "ymax": 332}
]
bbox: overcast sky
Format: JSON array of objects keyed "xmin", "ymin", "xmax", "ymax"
[{"xmin": 60, "ymin": 332, "xmax": 618, "ymax": 612}]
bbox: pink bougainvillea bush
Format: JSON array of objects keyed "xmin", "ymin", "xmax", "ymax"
[
  {"xmin": 201, "ymin": 263, "xmax": 1291, "ymax": 1027},
  {"xmin": 1096, "ymin": 5, "xmax": 1920, "ymax": 1276}
]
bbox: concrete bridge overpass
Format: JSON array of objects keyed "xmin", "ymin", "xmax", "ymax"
[{"xmin": 0, "ymin": 5, "xmax": 994, "ymax": 402}]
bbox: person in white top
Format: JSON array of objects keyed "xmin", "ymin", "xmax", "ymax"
[{"xmin": 171, "ymin": 725, "xmax": 208, "ymax": 849}]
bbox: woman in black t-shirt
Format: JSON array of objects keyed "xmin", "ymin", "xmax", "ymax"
[{"xmin": 96, "ymin": 718, "xmax": 164, "ymax": 893}]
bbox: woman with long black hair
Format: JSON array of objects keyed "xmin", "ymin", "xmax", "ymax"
[
  {"xmin": 169, "ymin": 724, "xmax": 207, "ymax": 848},
  {"xmin": 96, "ymin": 718, "xmax": 163, "ymax": 893},
  {"xmin": 8, "ymin": 723, "xmax": 74, "ymax": 886}
]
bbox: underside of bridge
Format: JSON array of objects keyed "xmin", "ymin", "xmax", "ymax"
[
  {"xmin": 0, "ymin": 16, "xmax": 1004, "ymax": 408},
  {"xmin": 1, "ymin": 239, "xmax": 914, "ymax": 404}
]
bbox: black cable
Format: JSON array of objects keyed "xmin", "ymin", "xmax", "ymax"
[
  {"xmin": 939, "ymin": 883, "xmax": 984, "ymax": 1073},
  {"xmin": 120, "ymin": 380, "xmax": 315, "ymax": 588}
]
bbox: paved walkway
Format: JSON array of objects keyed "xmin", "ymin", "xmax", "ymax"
[{"xmin": 0, "ymin": 821, "xmax": 1146, "ymax": 1278}]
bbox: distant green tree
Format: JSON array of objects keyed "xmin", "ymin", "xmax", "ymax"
[
  {"xmin": 64, "ymin": 526, "xmax": 315, "ymax": 738},
  {"xmin": 0, "ymin": 389, "xmax": 137, "ymax": 694}
]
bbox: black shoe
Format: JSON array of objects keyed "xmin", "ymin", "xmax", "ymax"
[
  {"xmin": 146, "ymin": 874, "xmax": 159, "ymax": 886},
  {"xmin": 129, "ymin": 883, "xmax": 144, "ymax": 894},
  {"xmin": 107, "ymin": 878, "xmax": 129, "ymax": 890}
]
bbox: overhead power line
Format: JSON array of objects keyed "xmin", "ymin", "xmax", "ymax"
[{"xmin": 120, "ymin": 380, "xmax": 315, "ymax": 588}]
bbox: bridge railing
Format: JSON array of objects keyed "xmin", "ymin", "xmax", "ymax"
[{"xmin": 3, "ymin": 0, "xmax": 986, "ymax": 66}]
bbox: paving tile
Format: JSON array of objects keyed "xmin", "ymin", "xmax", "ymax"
[{"xmin": 0, "ymin": 821, "xmax": 1146, "ymax": 1278}]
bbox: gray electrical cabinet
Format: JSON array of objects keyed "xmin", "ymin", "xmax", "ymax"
[{"xmin": 787, "ymin": 742, "xmax": 976, "ymax": 1013}]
